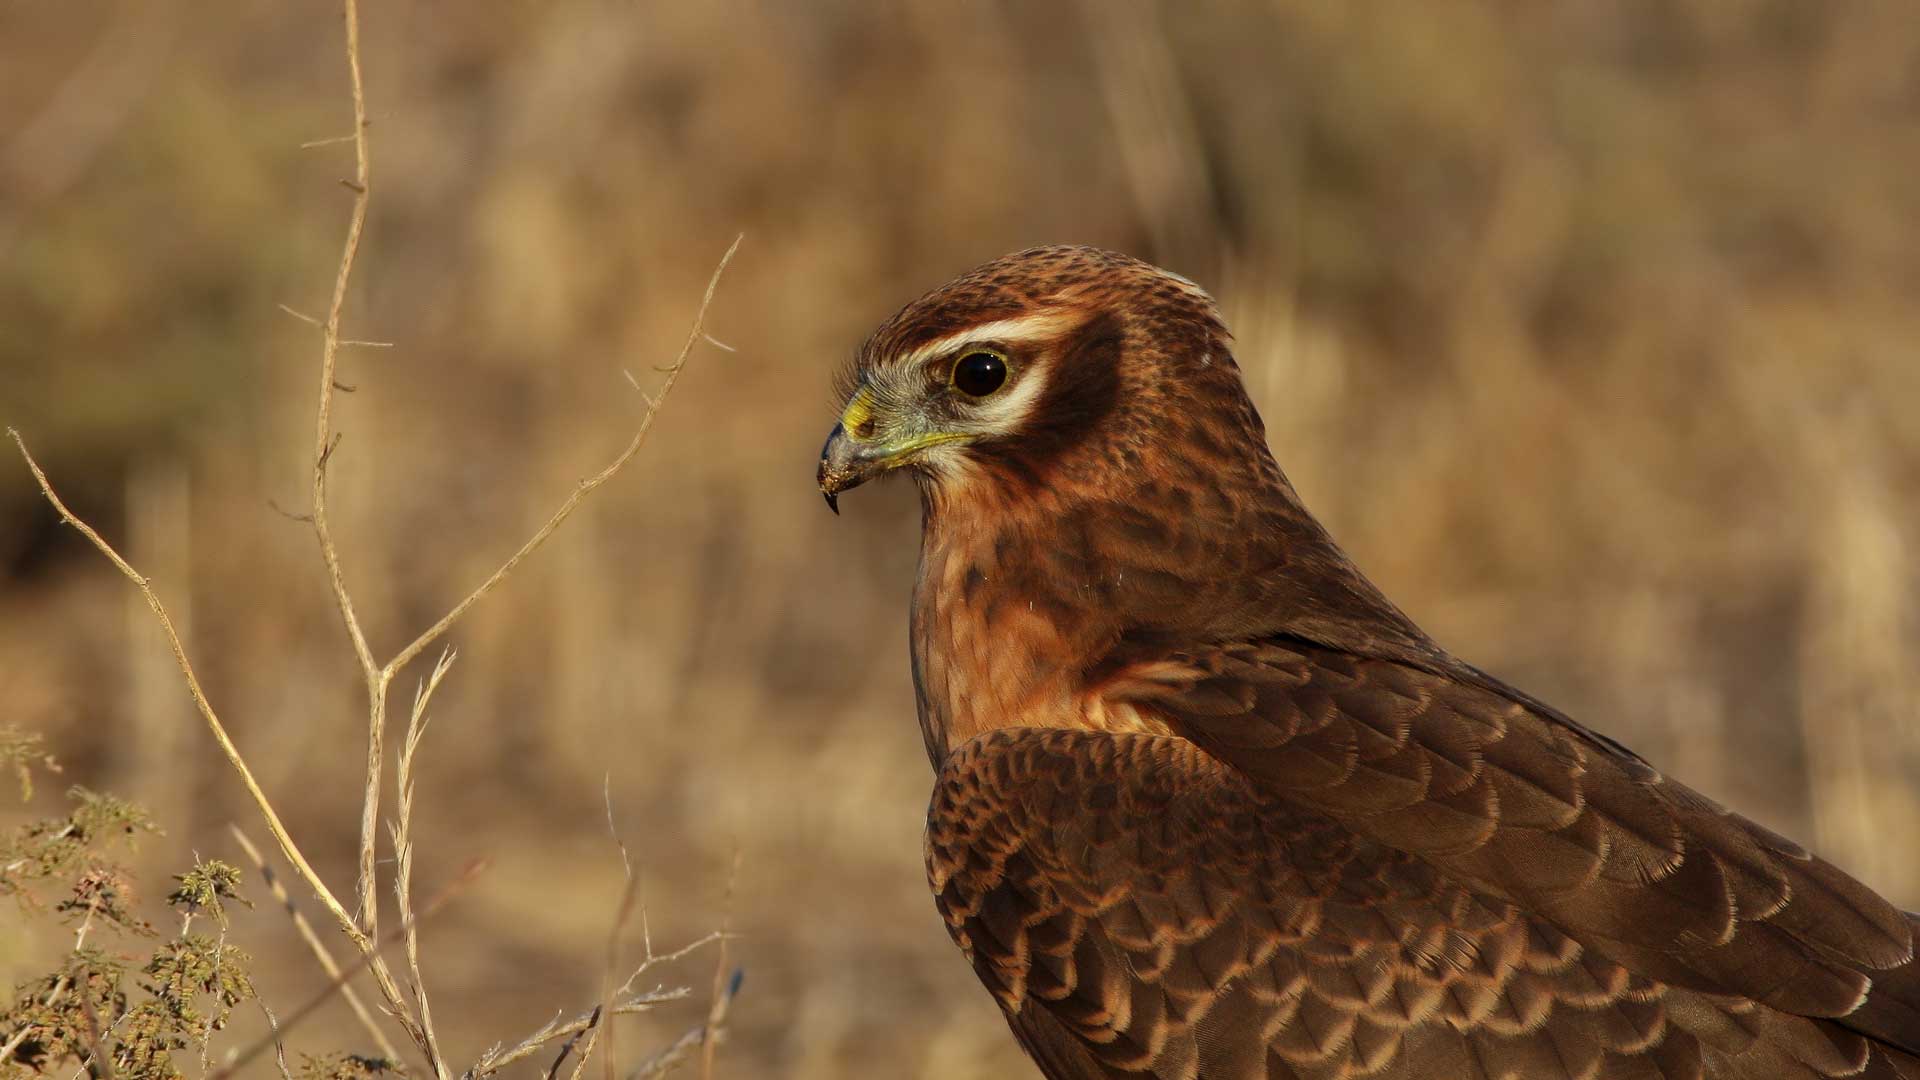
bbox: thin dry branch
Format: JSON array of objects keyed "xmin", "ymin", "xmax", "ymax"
[
  {"xmin": 627, "ymin": 951, "xmax": 740, "ymax": 1080},
  {"xmin": 289, "ymin": 15, "xmax": 744, "ymax": 1075},
  {"xmin": 310, "ymin": 0, "xmax": 379, "ymax": 694},
  {"xmin": 465, "ymin": 989, "xmax": 693, "ymax": 1080},
  {"xmin": 464, "ymin": 930, "xmax": 726, "ymax": 1079},
  {"xmin": 297, "ymin": 0, "xmax": 386, "ymax": 945},
  {"xmin": 382, "ymin": 230, "xmax": 743, "ymax": 682},
  {"xmin": 255, "ymin": 999, "xmax": 296, "ymax": 1080},
  {"xmin": 7, "ymin": 427, "xmax": 366, "ymax": 957},
  {"xmin": 629, "ymin": 1026, "xmax": 705, "ymax": 1080},
  {"xmin": 227, "ymin": 825, "xmax": 402, "ymax": 1064}
]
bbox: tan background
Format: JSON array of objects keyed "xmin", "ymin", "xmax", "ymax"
[{"xmin": 3, "ymin": 3, "xmax": 1918, "ymax": 1076}]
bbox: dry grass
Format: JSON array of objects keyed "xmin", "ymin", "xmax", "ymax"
[{"xmin": 3, "ymin": 3, "xmax": 1918, "ymax": 1077}]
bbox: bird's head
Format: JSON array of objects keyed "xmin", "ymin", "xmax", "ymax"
[
  {"xmin": 818, "ymin": 246, "xmax": 1262, "ymax": 517},
  {"xmin": 819, "ymin": 246, "xmax": 1438, "ymax": 753}
]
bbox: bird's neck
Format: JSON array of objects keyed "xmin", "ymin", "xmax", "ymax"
[
  {"xmin": 908, "ymin": 486, "xmax": 1104, "ymax": 766},
  {"xmin": 906, "ymin": 457, "xmax": 1445, "ymax": 768}
]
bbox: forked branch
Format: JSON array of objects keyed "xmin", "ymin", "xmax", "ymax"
[{"xmin": 11, "ymin": 0, "xmax": 741, "ymax": 1072}]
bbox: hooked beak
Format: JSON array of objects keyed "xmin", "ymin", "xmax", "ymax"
[
  {"xmin": 817, "ymin": 422, "xmax": 885, "ymax": 515},
  {"xmin": 818, "ymin": 386, "xmax": 973, "ymax": 513}
]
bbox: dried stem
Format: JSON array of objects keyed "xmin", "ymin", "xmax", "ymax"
[
  {"xmin": 382, "ymin": 230, "xmax": 742, "ymax": 681},
  {"xmin": 8, "ymin": 427, "xmax": 367, "ymax": 956},
  {"xmin": 297, "ymin": 0, "xmax": 384, "ymax": 941},
  {"xmin": 227, "ymin": 824, "xmax": 402, "ymax": 1064},
  {"xmin": 465, "ymin": 990, "xmax": 692, "ymax": 1080},
  {"xmin": 392, "ymin": 648, "xmax": 457, "ymax": 1080},
  {"xmin": 464, "ymin": 930, "xmax": 725, "ymax": 1079},
  {"xmin": 256, "ymin": 998, "xmax": 296, "ymax": 1080},
  {"xmin": 289, "ymin": 0, "xmax": 739, "ymax": 1066}
]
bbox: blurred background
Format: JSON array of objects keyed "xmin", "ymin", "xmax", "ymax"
[{"xmin": 3, "ymin": 2, "xmax": 1918, "ymax": 1076}]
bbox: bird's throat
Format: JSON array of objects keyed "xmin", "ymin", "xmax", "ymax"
[{"xmin": 908, "ymin": 507, "xmax": 1175, "ymax": 766}]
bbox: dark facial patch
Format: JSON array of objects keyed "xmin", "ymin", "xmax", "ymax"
[{"xmin": 971, "ymin": 310, "xmax": 1124, "ymax": 485}]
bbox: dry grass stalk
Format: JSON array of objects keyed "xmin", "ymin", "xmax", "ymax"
[{"xmin": 392, "ymin": 647, "xmax": 458, "ymax": 1077}]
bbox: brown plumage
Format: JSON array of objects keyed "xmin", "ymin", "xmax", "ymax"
[{"xmin": 816, "ymin": 245, "xmax": 1920, "ymax": 1079}]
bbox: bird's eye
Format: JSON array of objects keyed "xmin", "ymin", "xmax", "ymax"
[{"xmin": 951, "ymin": 352, "xmax": 1008, "ymax": 397}]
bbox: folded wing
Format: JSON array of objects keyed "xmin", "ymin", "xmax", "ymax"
[
  {"xmin": 1099, "ymin": 638, "xmax": 1920, "ymax": 1063},
  {"xmin": 927, "ymin": 727, "xmax": 1919, "ymax": 1079}
]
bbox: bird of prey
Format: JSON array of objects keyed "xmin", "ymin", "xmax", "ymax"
[{"xmin": 816, "ymin": 246, "xmax": 1920, "ymax": 1079}]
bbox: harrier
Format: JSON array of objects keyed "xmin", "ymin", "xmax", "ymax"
[{"xmin": 817, "ymin": 246, "xmax": 1920, "ymax": 1079}]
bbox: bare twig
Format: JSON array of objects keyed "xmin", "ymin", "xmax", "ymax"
[
  {"xmin": 626, "ymin": 959, "xmax": 740, "ymax": 1080},
  {"xmin": 277, "ymin": 303, "xmax": 322, "ymax": 327},
  {"xmin": 298, "ymin": 0, "xmax": 385, "ymax": 943},
  {"xmin": 544, "ymin": 1005, "xmax": 598, "ymax": 1080},
  {"xmin": 8, "ymin": 428, "xmax": 367, "ymax": 954},
  {"xmin": 255, "ymin": 998, "xmax": 296, "ymax": 1080},
  {"xmin": 383, "ymin": 230, "xmax": 742, "ymax": 681},
  {"xmin": 629, "ymin": 1025, "xmax": 705, "ymax": 1080},
  {"xmin": 465, "ymin": 928, "xmax": 725, "ymax": 1079},
  {"xmin": 228, "ymin": 825, "xmax": 402, "ymax": 1064},
  {"xmin": 466, "ymin": 989, "xmax": 693, "ymax": 1080}
]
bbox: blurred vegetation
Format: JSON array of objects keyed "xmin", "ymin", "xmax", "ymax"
[
  {"xmin": 1, "ymin": 730, "xmax": 265, "ymax": 1077},
  {"xmin": 2, "ymin": 2, "xmax": 1917, "ymax": 1077}
]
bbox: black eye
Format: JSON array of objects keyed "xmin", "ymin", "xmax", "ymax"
[{"xmin": 952, "ymin": 351, "xmax": 1007, "ymax": 397}]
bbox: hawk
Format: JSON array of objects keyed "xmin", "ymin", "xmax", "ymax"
[{"xmin": 816, "ymin": 246, "xmax": 1920, "ymax": 1079}]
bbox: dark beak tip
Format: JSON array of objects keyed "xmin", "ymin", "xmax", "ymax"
[{"xmin": 823, "ymin": 491, "xmax": 840, "ymax": 515}]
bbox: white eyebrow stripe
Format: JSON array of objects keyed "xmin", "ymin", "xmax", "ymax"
[
  {"xmin": 962, "ymin": 349, "xmax": 1053, "ymax": 434},
  {"xmin": 901, "ymin": 309, "xmax": 1084, "ymax": 369}
]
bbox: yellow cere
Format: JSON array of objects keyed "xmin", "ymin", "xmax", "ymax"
[
  {"xmin": 839, "ymin": 385, "xmax": 969, "ymax": 462},
  {"xmin": 839, "ymin": 387, "xmax": 877, "ymax": 438}
]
